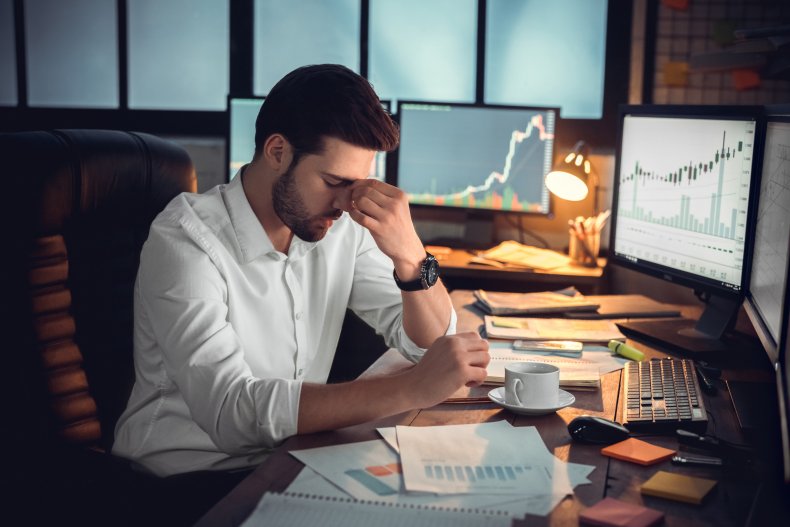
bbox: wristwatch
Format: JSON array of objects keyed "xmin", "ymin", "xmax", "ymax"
[{"xmin": 393, "ymin": 253, "xmax": 440, "ymax": 291}]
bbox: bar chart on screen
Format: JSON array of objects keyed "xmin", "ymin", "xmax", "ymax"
[{"xmin": 615, "ymin": 115, "xmax": 755, "ymax": 286}]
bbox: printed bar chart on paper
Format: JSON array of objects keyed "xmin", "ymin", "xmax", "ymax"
[{"xmin": 615, "ymin": 115, "xmax": 756, "ymax": 287}]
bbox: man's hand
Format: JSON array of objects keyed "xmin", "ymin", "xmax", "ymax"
[
  {"xmin": 344, "ymin": 179, "xmax": 426, "ymax": 280},
  {"xmin": 402, "ymin": 332, "xmax": 490, "ymax": 408}
]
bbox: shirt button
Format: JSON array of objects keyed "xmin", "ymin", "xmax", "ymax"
[
  {"xmin": 297, "ymin": 368, "xmax": 304, "ymax": 376},
  {"xmin": 295, "ymin": 312, "xmax": 302, "ymax": 320}
]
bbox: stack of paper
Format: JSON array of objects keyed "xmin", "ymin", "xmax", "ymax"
[
  {"xmin": 478, "ymin": 240, "xmax": 573, "ymax": 270},
  {"xmin": 287, "ymin": 421, "xmax": 595, "ymax": 519},
  {"xmin": 485, "ymin": 315, "xmax": 625, "ymax": 342},
  {"xmin": 485, "ymin": 347, "xmax": 601, "ymax": 390},
  {"xmin": 473, "ymin": 289, "xmax": 600, "ymax": 316}
]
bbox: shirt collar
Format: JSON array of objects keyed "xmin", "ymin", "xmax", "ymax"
[{"xmin": 226, "ymin": 166, "xmax": 319, "ymax": 263}]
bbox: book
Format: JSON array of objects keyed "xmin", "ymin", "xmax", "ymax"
[
  {"xmin": 485, "ymin": 348, "xmax": 601, "ymax": 390},
  {"xmin": 639, "ymin": 471, "xmax": 717, "ymax": 505},
  {"xmin": 579, "ymin": 497, "xmax": 664, "ymax": 527},
  {"xmin": 600, "ymin": 438, "xmax": 676, "ymax": 466},
  {"xmin": 473, "ymin": 289, "xmax": 600, "ymax": 316},
  {"xmin": 241, "ymin": 491, "xmax": 511, "ymax": 526},
  {"xmin": 484, "ymin": 316, "xmax": 626, "ymax": 343}
]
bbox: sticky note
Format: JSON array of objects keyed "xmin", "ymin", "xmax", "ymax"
[
  {"xmin": 579, "ymin": 497, "xmax": 665, "ymax": 527},
  {"xmin": 640, "ymin": 470, "xmax": 717, "ymax": 504},
  {"xmin": 732, "ymin": 69, "xmax": 761, "ymax": 90},
  {"xmin": 601, "ymin": 438, "xmax": 676, "ymax": 466},
  {"xmin": 661, "ymin": 0, "xmax": 689, "ymax": 10},
  {"xmin": 663, "ymin": 62, "xmax": 689, "ymax": 86}
]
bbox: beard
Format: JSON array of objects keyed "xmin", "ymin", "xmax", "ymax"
[{"xmin": 272, "ymin": 162, "xmax": 342, "ymax": 242}]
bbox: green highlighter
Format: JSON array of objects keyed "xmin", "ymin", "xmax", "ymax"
[{"xmin": 608, "ymin": 340, "xmax": 645, "ymax": 361}]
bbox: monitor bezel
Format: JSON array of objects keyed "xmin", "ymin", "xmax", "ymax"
[
  {"xmin": 393, "ymin": 100, "xmax": 560, "ymax": 217},
  {"xmin": 609, "ymin": 104, "xmax": 765, "ymax": 302},
  {"xmin": 744, "ymin": 113, "xmax": 790, "ymax": 364}
]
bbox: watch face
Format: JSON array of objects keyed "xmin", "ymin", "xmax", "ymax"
[{"xmin": 425, "ymin": 258, "xmax": 439, "ymax": 286}]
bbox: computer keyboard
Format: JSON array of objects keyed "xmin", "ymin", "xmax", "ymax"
[{"xmin": 622, "ymin": 358, "xmax": 708, "ymax": 433}]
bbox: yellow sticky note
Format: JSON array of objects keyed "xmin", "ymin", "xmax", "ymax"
[
  {"xmin": 663, "ymin": 62, "xmax": 689, "ymax": 86},
  {"xmin": 491, "ymin": 317, "xmax": 527, "ymax": 329},
  {"xmin": 641, "ymin": 470, "xmax": 717, "ymax": 505}
]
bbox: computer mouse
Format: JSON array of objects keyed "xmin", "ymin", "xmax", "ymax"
[{"xmin": 568, "ymin": 415, "xmax": 630, "ymax": 444}]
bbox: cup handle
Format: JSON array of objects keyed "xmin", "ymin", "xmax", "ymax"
[{"xmin": 511, "ymin": 378, "xmax": 524, "ymax": 406}]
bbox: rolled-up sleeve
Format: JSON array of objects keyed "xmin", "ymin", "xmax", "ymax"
[{"xmin": 137, "ymin": 215, "xmax": 299, "ymax": 453}]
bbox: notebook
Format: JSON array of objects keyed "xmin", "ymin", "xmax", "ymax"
[
  {"xmin": 600, "ymin": 438, "xmax": 676, "ymax": 466},
  {"xmin": 484, "ymin": 348, "xmax": 600, "ymax": 390},
  {"xmin": 241, "ymin": 492, "xmax": 511, "ymax": 527},
  {"xmin": 579, "ymin": 497, "xmax": 664, "ymax": 527},
  {"xmin": 484, "ymin": 316, "xmax": 625, "ymax": 343},
  {"xmin": 473, "ymin": 289, "xmax": 600, "ymax": 316},
  {"xmin": 640, "ymin": 471, "xmax": 717, "ymax": 504}
]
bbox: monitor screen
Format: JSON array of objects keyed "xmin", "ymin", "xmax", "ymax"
[
  {"xmin": 395, "ymin": 102, "xmax": 556, "ymax": 215},
  {"xmin": 745, "ymin": 116, "xmax": 790, "ymax": 362},
  {"xmin": 610, "ymin": 105, "xmax": 762, "ymax": 353},
  {"xmin": 227, "ymin": 96, "xmax": 389, "ymax": 182}
]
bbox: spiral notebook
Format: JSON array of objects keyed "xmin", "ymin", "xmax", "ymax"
[{"xmin": 241, "ymin": 492, "xmax": 511, "ymax": 527}]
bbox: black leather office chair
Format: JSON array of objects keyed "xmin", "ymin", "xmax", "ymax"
[{"xmin": 1, "ymin": 129, "xmax": 198, "ymax": 525}]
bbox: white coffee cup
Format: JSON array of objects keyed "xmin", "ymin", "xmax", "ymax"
[{"xmin": 505, "ymin": 362, "xmax": 560, "ymax": 408}]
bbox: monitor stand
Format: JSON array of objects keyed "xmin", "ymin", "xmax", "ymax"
[
  {"xmin": 616, "ymin": 294, "xmax": 741, "ymax": 354},
  {"xmin": 426, "ymin": 212, "xmax": 494, "ymax": 250}
]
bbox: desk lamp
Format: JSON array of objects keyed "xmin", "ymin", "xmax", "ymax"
[{"xmin": 545, "ymin": 140, "xmax": 598, "ymax": 213}]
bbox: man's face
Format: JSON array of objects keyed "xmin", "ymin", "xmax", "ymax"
[{"xmin": 272, "ymin": 137, "xmax": 375, "ymax": 242}]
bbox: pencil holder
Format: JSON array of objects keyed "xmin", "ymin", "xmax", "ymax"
[{"xmin": 569, "ymin": 230, "xmax": 600, "ymax": 267}]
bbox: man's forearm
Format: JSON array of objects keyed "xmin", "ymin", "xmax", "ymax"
[
  {"xmin": 297, "ymin": 371, "xmax": 417, "ymax": 434},
  {"xmin": 400, "ymin": 279, "xmax": 454, "ymax": 348}
]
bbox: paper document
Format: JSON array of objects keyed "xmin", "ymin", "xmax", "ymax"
[
  {"xmin": 473, "ymin": 289, "xmax": 599, "ymax": 316},
  {"xmin": 478, "ymin": 241, "xmax": 572, "ymax": 270},
  {"xmin": 485, "ymin": 315, "xmax": 625, "ymax": 342},
  {"xmin": 397, "ymin": 421, "xmax": 560, "ymax": 495}
]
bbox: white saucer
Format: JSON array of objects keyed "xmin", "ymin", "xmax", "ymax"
[{"xmin": 487, "ymin": 387, "xmax": 575, "ymax": 416}]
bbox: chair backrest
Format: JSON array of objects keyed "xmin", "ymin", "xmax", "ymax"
[{"xmin": 2, "ymin": 129, "xmax": 196, "ymax": 454}]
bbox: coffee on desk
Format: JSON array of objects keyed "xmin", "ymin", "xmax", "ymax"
[{"xmin": 504, "ymin": 362, "xmax": 560, "ymax": 408}]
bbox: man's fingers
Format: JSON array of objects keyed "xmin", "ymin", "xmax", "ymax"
[
  {"xmin": 352, "ymin": 193, "xmax": 387, "ymax": 220},
  {"xmin": 466, "ymin": 350, "xmax": 491, "ymax": 368}
]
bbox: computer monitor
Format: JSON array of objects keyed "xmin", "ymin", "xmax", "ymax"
[
  {"xmin": 757, "ymin": 109, "xmax": 790, "ymax": 484},
  {"xmin": 610, "ymin": 105, "xmax": 763, "ymax": 354},
  {"xmin": 227, "ymin": 96, "xmax": 389, "ymax": 182},
  {"xmin": 744, "ymin": 114, "xmax": 790, "ymax": 364},
  {"xmin": 394, "ymin": 102, "xmax": 556, "ymax": 245}
]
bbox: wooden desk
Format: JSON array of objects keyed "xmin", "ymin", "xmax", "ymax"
[
  {"xmin": 436, "ymin": 248, "xmax": 606, "ymax": 294},
  {"xmin": 196, "ymin": 290, "xmax": 780, "ymax": 527}
]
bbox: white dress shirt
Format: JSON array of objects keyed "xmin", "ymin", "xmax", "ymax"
[{"xmin": 112, "ymin": 172, "xmax": 457, "ymax": 477}]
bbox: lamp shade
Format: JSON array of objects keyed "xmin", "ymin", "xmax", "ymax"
[{"xmin": 545, "ymin": 141, "xmax": 592, "ymax": 202}]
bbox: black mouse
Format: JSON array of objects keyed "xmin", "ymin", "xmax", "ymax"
[{"xmin": 568, "ymin": 415, "xmax": 630, "ymax": 444}]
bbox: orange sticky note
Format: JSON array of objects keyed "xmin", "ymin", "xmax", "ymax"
[
  {"xmin": 601, "ymin": 438, "xmax": 676, "ymax": 466},
  {"xmin": 365, "ymin": 465, "xmax": 392, "ymax": 476},
  {"xmin": 661, "ymin": 0, "xmax": 689, "ymax": 10},
  {"xmin": 732, "ymin": 69, "xmax": 761, "ymax": 90},
  {"xmin": 663, "ymin": 61, "xmax": 689, "ymax": 86}
]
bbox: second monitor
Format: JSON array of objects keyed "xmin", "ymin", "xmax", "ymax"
[{"xmin": 395, "ymin": 102, "xmax": 557, "ymax": 216}]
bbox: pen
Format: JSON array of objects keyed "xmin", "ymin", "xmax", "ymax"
[
  {"xmin": 671, "ymin": 454, "xmax": 723, "ymax": 466},
  {"xmin": 607, "ymin": 340, "xmax": 645, "ymax": 361}
]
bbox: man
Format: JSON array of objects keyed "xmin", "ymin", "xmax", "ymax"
[{"xmin": 113, "ymin": 64, "xmax": 489, "ymax": 479}]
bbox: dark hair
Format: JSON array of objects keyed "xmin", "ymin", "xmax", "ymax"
[{"xmin": 254, "ymin": 64, "xmax": 399, "ymax": 162}]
